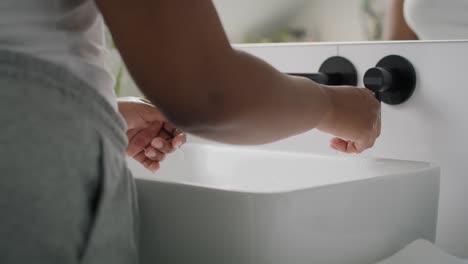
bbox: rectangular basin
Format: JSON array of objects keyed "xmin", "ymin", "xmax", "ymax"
[{"xmin": 131, "ymin": 144, "xmax": 440, "ymax": 264}]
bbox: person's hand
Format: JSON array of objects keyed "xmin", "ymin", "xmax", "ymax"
[
  {"xmin": 317, "ymin": 86, "xmax": 381, "ymax": 153},
  {"xmin": 118, "ymin": 97, "xmax": 186, "ymax": 172}
]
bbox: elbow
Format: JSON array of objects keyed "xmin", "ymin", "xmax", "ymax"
[
  {"xmin": 145, "ymin": 81, "xmax": 240, "ymax": 135},
  {"xmin": 162, "ymin": 102, "xmax": 234, "ymax": 135},
  {"xmin": 128, "ymin": 48, "xmax": 243, "ymax": 135}
]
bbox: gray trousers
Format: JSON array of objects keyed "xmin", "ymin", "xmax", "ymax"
[{"xmin": 0, "ymin": 51, "xmax": 139, "ymax": 264}]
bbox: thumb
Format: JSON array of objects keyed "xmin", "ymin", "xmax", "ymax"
[
  {"xmin": 330, "ymin": 137, "xmax": 360, "ymax": 153},
  {"xmin": 118, "ymin": 97, "xmax": 167, "ymax": 130},
  {"xmin": 136, "ymin": 101, "xmax": 167, "ymax": 124}
]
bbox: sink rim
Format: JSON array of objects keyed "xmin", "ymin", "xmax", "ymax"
[{"xmin": 134, "ymin": 143, "xmax": 439, "ymax": 194}]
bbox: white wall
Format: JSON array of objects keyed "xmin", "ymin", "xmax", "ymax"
[{"xmin": 234, "ymin": 41, "xmax": 468, "ymax": 258}]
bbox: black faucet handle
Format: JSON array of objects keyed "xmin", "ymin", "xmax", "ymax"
[
  {"xmin": 364, "ymin": 67, "xmax": 393, "ymax": 94},
  {"xmin": 288, "ymin": 56, "xmax": 358, "ymax": 86},
  {"xmin": 364, "ymin": 55, "xmax": 416, "ymax": 105}
]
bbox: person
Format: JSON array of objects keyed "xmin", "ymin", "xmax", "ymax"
[
  {"xmin": 0, "ymin": 0, "xmax": 380, "ymax": 263},
  {"xmin": 383, "ymin": 0, "xmax": 468, "ymax": 40}
]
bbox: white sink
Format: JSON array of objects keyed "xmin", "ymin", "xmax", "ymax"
[{"xmin": 131, "ymin": 144, "xmax": 440, "ymax": 264}]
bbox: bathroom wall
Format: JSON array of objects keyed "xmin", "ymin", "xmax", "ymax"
[
  {"xmin": 234, "ymin": 40, "xmax": 468, "ymax": 258},
  {"xmin": 190, "ymin": 40, "xmax": 468, "ymax": 258}
]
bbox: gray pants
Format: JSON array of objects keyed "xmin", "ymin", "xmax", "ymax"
[{"xmin": 0, "ymin": 51, "xmax": 139, "ymax": 263}]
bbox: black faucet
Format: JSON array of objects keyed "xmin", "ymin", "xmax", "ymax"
[
  {"xmin": 364, "ymin": 55, "xmax": 417, "ymax": 105},
  {"xmin": 288, "ymin": 56, "xmax": 358, "ymax": 86}
]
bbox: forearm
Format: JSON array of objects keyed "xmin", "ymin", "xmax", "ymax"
[
  {"xmin": 383, "ymin": 0, "xmax": 418, "ymax": 40},
  {"xmin": 182, "ymin": 49, "xmax": 331, "ymax": 145},
  {"xmin": 97, "ymin": 0, "xmax": 331, "ymax": 145}
]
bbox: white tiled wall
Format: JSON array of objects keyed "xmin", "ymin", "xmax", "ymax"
[{"xmin": 228, "ymin": 40, "xmax": 468, "ymax": 258}]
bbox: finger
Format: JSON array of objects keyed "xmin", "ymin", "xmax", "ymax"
[
  {"xmin": 172, "ymin": 133, "xmax": 187, "ymax": 149},
  {"xmin": 137, "ymin": 102, "xmax": 167, "ymax": 124},
  {"xmin": 330, "ymin": 137, "xmax": 348, "ymax": 152},
  {"xmin": 163, "ymin": 122, "xmax": 176, "ymax": 134},
  {"xmin": 126, "ymin": 128, "xmax": 140, "ymax": 141},
  {"xmin": 142, "ymin": 158, "xmax": 161, "ymax": 172},
  {"xmin": 158, "ymin": 129, "xmax": 172, "ymax": 140},
  {"xmin": 345, "ymin": 141, "xmax": 360, "ymax": 153},
  {"xmin": 362, "ymin": 87, "xmax": 376, "ymax": 97},
  {"xmin": 367, "ymin": 113, "xmax": 381, "ymax": 150},
  {"xmin": 369, "ymin": 123, "xmax": 380, "ymax": 149},
  {"xmin": 143, "ymin": 158, "xmax": 160, "ymax": 172},
  {"xmin": 134, "ymin": 151, "xmax": 147, "ymax": 164},
  {"xmin": 147, "ymin": 161, "xmax": 160, "ymax": 172},
  {"xmin": 143, "ymin": 158, "xmax": 153, "ymax": 168},
  {"xmin": 144, "ymin": 146, "xmax": 166, "ymax": 161},
  {"xmin": 126, "ymin": 122, "xmax": 163, "ymax": 157},
  {"xmin": 133, "ymin": 151, "xmax": 161, "ymax": 172},
  {"xmin": 368, "ymin": 138, "xmax": 376, "ymax": 149},
  {"xmin": 331, "ymin": 138, "xmax": 362, "ymax": 154},
  {"xmin": 376, "ymin": 111, "xmax": 382, "ymax": 137},
  {"xmin": 151, "ymin": 137, "xmax": 174, "ymax": 154}
]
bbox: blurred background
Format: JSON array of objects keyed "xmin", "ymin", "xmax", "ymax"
[
  {"xmin": 214, "ymin": 0, "xmax": 385, "ymax": 43},
  {"xmin": 110, "ymin": 0, "xmax": 387, "ymax": 97}
]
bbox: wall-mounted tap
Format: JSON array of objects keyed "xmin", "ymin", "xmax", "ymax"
[
  {"xmin": 288, "ymin": 56, "xmax": 358, "ymax": 86},
  {"xmin": 364, "ymin": 55, "xmax": 417, "ymax": 105}
]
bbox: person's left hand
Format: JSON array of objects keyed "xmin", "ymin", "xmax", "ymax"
[{"xmin": 118, "ymin": 97, "xmax": 186, "ymax": 172}]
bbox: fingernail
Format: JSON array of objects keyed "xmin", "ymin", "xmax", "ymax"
[
  {"xmin": 152, "ymin": 139, "xmax": 163, "ymax": 149},
  {"xmin": 146, "ymin": 150, "xmax": 157, "ymax": 158},
  {"xmin": 174, "ymin": 141, "xmax": 182, "ymax": 149}
]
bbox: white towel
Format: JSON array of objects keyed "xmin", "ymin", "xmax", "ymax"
[{"xmin": 377, "ymin": 240, "xmax": 467, "ymax": 264}]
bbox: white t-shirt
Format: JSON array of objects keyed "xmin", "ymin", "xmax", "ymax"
[
  {"xmin": 0, "ymin": 0, "xmax": 116, "ymax": 107},
  {"xmin": 404, "ymin": 0, "xmax": 468, "ymax": 40}
]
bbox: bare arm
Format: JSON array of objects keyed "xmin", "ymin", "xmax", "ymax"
[
  {"xmin": 383, "ymin": 0, "xmax": 418, "ymax": 40},
  {"xmin": 96, "ymin": 0, "xmax": 380, "ymax": 153},
  {"xmin": 95, "ymin": 0, "xmax": 331, "ymax": 145}
]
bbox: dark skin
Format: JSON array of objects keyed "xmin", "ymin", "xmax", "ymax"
[
  {"xmin": 95, "ymin": 0, "xmax": 381, "ymax": 153},
  {"xmin": 383, "ymin": 0, "xmax": 419, "ymax": 40}
]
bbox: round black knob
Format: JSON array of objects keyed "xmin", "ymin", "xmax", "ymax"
[
  {"xmin": 319, "ymin": 56, "xmax": 358, "ymax": 86},
  {"xmin": 363, "ymin": 67, "xmax": 393, "ymax": 93},
  {"xmin": 364, "ymin": 55, "xmax": 416, "ymax": 105}
]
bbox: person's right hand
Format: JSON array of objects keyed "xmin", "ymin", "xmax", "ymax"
[
  {"xmin": 119, "ymin": 97, "xmax": 186, "ymax": 172},
  {"xmin": 317, "ymin": 86, "xmax": 381, "ymax": 153}
]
